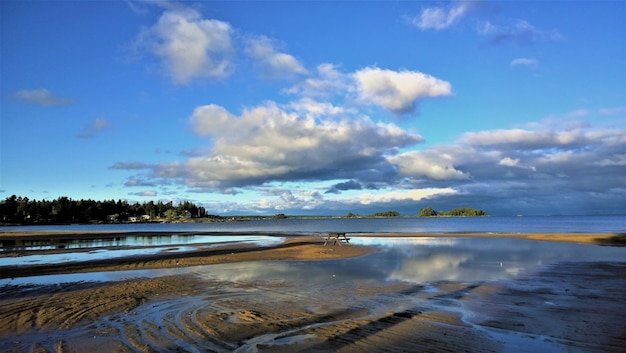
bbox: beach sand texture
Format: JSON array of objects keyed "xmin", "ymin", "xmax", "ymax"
[{"xmin": 0, "ymin": 232, "xmax": 624, "ymax": 352}]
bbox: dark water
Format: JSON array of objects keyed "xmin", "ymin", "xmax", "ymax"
[{"xmin": 2, "ymin": 215, "xmax": 625, "ymax": 234}]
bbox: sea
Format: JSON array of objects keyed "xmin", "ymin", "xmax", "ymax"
[{"xmin": 1, "ymin": 215, "xmax": 624, "ymax": 234}]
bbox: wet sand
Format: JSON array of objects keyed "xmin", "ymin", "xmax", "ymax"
[{"xmin": 1, "ymin": 232, "xmax": 625, "ymax": 352}]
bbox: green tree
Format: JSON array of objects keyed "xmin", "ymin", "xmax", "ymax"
[
  {"xmin": 165, "ymin": 209, "xmax": 177, "ymax": 221},
  {"xmin": 446, "ymin": 207, "xmax": 487, "ymax": 216},
  {"xmin": 371, "ymin": 210, "xmax": 400, "ymax": 217},
  {"xmin": 419, "ymin": 207, "xmax": 438, "ymax": 217}
]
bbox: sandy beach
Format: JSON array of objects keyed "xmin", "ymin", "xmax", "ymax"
[{"xmin": 1, "ymin": 232, "xmax": 625, "ymax": 352}]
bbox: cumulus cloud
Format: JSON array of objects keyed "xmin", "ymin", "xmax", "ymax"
[
  {"xmin": 388, "ymin": 149, "xmax": 470, "ymax": 181},
  {"xmin": 117, "ymin": 101, "xmax": 424, "ymax": 191},
  {"xmin": 76, "ymin": 118, "xmax": 111, "ymax": 139},
  {"xmin": 353, "ymin": 67, "xmax": 452, "ymax": 115},
  {"xmin": 10, "ymin": 88, "xmax": 73, "ymax": 107},
  {"xmin": 355, "ymin": 118, "xmax": 624, "ymax": 215},
  {"xmin": 498, "ymin": 157, "xmax": 519, "ymax": 167},
  {"xmin": 287, "ymin": 65, "xmax": 451, "ymax": 115},
  {"xmin": 285, "ymin": 63, "xmax": 352, "ymax": 98},
  {"xmin": 411, "ymin": 1, "xmax": 471, "ymax": 30},
  {"xmin": 288, "ymin": 98, "xmax": 353, "ymax": 118},
  {"xmin": 114, "ymin": 94, "xmax": 625, "ymax": 215},
  {"xmin": 135, "ymin": 6, "xmax": 234, "ymax": 83},
  {"xmin": 245, "ymin": 35, "xmax": 308, "ymax": 79}
]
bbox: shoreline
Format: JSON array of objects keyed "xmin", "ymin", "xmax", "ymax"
[
  {"xmin": 1, "ymin": 232, "xmax": 624, "ymax": 352},
  {"xmin": 0, "ymin": 237, "xmax": 375, "ymax": 279},
  {"xmin": 1, "ymin": 229, "xmax": 623, "ymax": 241},
  {"xmin": 1, "ymin": 231, "xmax": 623, "ymax": 280}
]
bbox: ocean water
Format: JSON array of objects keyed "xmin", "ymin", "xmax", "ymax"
[{"xmin": 1, "ymin": 215, "xmax": 624, "ymax": 234}]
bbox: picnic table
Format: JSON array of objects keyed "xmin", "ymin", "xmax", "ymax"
[{"xmin": 323, "ymin": 232, "xmax": 351, "ymax": 246}]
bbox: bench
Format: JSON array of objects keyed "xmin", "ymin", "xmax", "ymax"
[{"xmin": 323, "ymin": 232, "xmax": 351, "ymax": 246}]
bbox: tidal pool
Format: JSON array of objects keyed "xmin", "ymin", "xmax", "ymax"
[
  {"xmin": 0, "ymin": 234, "xmax": 283, "ymax": 252},
  {"xmin": 0, "ymin": 235, "xmax": 284, "ymax": 267}
]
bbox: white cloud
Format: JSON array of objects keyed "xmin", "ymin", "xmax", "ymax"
[
  {"xmin": 287, "ymin": 65, "xmax": 452, "ymax": 115},
  {"xmin": 130, "ymin": 190, "xmax": 158, "ymax": 197},
  {"xmin": 461, "ymin": 128, "xmax": 594, "ymax": 148},
  {"xmin": 245, "ymin": 35, "xmax": 307, "ymax": 78},
  {"xmin": 163, "ymin": 101, "xmax": 424, "ymax": 189},
  {"xmin": 189, "ymin": 104, "xmax": 235, "ymax": 136},
  {"xmin": 510, "ymin": 58, "xmax": 538, "ymax": 67},
  {"xmin": 288, "ymin": 98, "xmax": 355, "ymax": 119},
  {"xmin": 115, "ymin": 113, "xmax": 625, "ymax": 215},
  {"xmin": 388, "ymin": 150, "xmax": 469, "ymax": 180},
  {"xmin": 76, "ymin": 117, "xmax": 111, "ymax": 139},
  {"xmin": 136, "ymin": 6, "xmax": 234, "ymax": 84},
  {"xmin": 390, "ymin": 253, "xmax": 473, "ymax": 282},
  {"xmin": 479, "ymin": 19, "xmax": 562, "ymax": 46},
  {"xmin": 412, "ymin": 1, "xmax": 470, "ymax": 30},
  {"xmin": 285, "ymin": 63, "xmax": 351, "ymax": 97},
  {"xmin": 498, "ymin": 157, "xmax": 536, "ymax": 171},
  {"xmin": 355, "ymin": 188, "xmax": 457, "ymax": 205},
  {"xmin": 498, "ymin": 157, "xmax": 519, "ymax": 167},
  {"xmin": 353, "ymin": 67, "xmax": 452, "ymax": 114},
  {"xmin": 11, "ymin": 88, "xmax": 72, "ymax": 106}
]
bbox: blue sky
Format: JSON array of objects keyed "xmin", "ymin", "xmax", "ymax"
[{"xmin": 1, "ymin": 0, "xmax": 624, "ymax": 216}]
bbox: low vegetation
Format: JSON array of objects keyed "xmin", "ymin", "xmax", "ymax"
[
  {"xmin": 345, "ymin": 211, "xmax": 401, "ymax": 218},
  {"xmin": 418, "ymin": 207, "xmax": 488, "ymax": 217}
]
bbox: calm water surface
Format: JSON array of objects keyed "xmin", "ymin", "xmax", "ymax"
[
  {"xmin": 2, "ymin": 215, "xmax": 625, "ymax": 233},
  {"xmin": 2, "ymin": 236, "xmax": 624, "ymax": 287},
  {"xmin": 0, "ymin": 235, "xmax": 284, "ymax": 267}
]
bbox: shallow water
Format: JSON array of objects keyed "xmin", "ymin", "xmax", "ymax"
[
  {"xmin": 2, "ymin": 237, "xmax": 623, "ymax": 287},
  {"xmin": 2, "ymin": 215, "xmax": 625, "ymax": 233},
  {"xmin": 0, "ymin": 234, "xmax": 282, "ymax": 252},
  {"xmin": 0, "ymin": 235, "xmax": 283, "ymax": 270}
]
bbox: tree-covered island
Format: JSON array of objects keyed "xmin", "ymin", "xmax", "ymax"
[{"xmin": 418, "ymin": 207, "xmax": 488, "ymax": 217}]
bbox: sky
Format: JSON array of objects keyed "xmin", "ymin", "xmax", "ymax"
[{"xmin": 1, "ymin": 0, "xmax": 625, "ymax": 216}]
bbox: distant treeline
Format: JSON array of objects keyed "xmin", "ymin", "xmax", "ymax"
[
  {"xmin": 345, "ymin": 211, "xmax": 401, "ymax": 218},
  {"xmin": 418, "ymin": 207, "xmax": 488, "ymax": 217},
  {"xmin": 0, "ymin": 195, "xmax": 209, "ymax": 225},
  {"xmin": 345, "ymin": 208, "xmax": 487, "ymax": 218}
]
